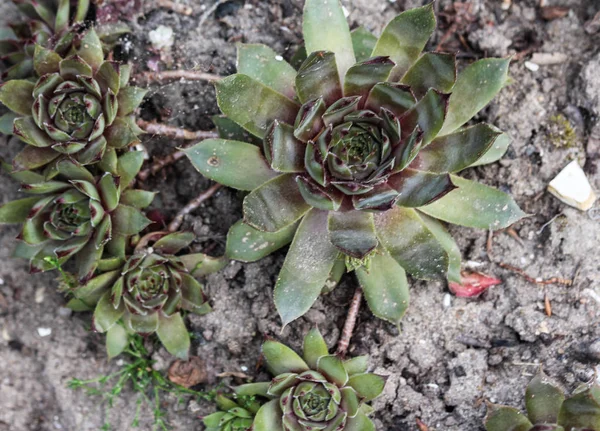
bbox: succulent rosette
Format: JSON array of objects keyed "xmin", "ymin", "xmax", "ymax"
[
  {"xmin": 203, "ymin": 393, "xmax": 262, "ymax": 431},
  {"xmin": 186, "ymin": 0, "xmax": 525, "ymax": 327},
  {"xmin": 234, "ymin": 328, "xmax": 384, "ymax": 431},
  {"xmin": 70, "ymin": 232, "xmax": 215, "ymax": 359},
  {"xmin": 486, "ymin": 370, "xmax": 600, "ymax": 431},
  {"xmin": 0, "ymin": 0, "xmax": 93, "ymax": 82},
  {"xmin": 0, "ymin": 27, "xmax": 146, "ymax": 171},
  {"xmin": 0, "ymin": 151, "xmax": 152, "ymax": 278}
]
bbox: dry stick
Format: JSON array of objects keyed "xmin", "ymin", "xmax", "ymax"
[
  {"xmin": 135, "ymin": 70, "xmax": 222, "ymax": 85},
  {"xmin": 168, "ymin": 183, "xmax": 222, "ymax": 232},
  {"xmin": 336, "ymin": 287, "xmax": 363, "ymax": 358},
  {"xmin": 498, "ymin": 262, "xmax": 573, "ymax": 286},
  {"xmin": 156, "ymin": 0, "xmax": 193, "ymax": 15},
  {"xmin": 137, "ymin": 119, "xmax": 219, "ymax": 140},
  {"xmin": 137, "ymin": 149, "xmax": 186, "ymax": 181}
]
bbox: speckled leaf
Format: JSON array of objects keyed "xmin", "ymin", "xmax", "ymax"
[
  {"xmin": 440, "ymin": 58, "xmax": 510, "ymax": 135},
  {"xmin": 296, "ymin": 51, "xmax": 342, "ymax": 105},
  {"xmin": 33, "ymin": 45, "xmax": 61, "ymax": 76},
  {"xmin": 418, "ymin": 213, "xmax": 461, "ymax": 284},
  {"xmin": 372, "ymin": 3, "xmax": 436, "ymax": 79},
  {"xmin": 185, "ymin": 139, "xmax": 277, "ymax": 191},
  {"xmin": 94, "ymin": 291, "xmax": 125, "ymax": 333},
  {"xmin": 303, "ymin": 0, "xmax": 356, "ymax": 83},
  {"xmin": 303, "ymin": 328, "xmax": 329, "ymax": 369},
  {"xmin": 351, "ymin": 27, "xmax": 378, "ymax": 62},
  {"xmin": 344, "ymin": 57, "xmax": 395, "ymax": 99},
  {"xmin": 156, "ymin": 312, "xmax": 190, "ymax": 360},
  {"xmin": 237, "ymin": 43, "xmax": 296, "ymax": 99},
  {"xmin": 470, "ymin": 132, "xmax": 511, "ymax": 167},
  {"xmin": 0, "ymin": 197, "xmax": 40, "ymax": 223},
  {"xmin": 274, "ymin": 209, "xmax": 339, "ymax": 327},
  {"xmin": 557, "ymin": 385, "xmax": 600, "ymax": 430},
  {"xmin": 389, "ymin": 169, "xmax": 455, "ymax": 208},
  {"xmin": 526, "ymin": 371, "xmax": 565, "ymax": 424},
  {"xmin": 106, "ymin": 323, "xmax": 128, "ymax": 359},
  {"xmin": 263, "ymin": 340, "xmax": 309, "ymax": 375},
  {"xmin": 400, "ymin": 89, "xmax": 449, "ymax": 145},
  {"xmin": 226, "ymin": 219, "xmax": 298, "ymax": 262},
  {"xmin": 347, "ymin": 373, "xmax": 386, "ymax": 401},
  {"xmin": 0, "ymin": 80, "xmax": 34, "ymax": 115},
  {"xmin": 105, "ymin": 117, "xmax": 143, "ymax": 148},
  {"xmin": 328, "ymin": 210, "xmax": 378, "ymax": 259},
  {"xmin": 12, "ymin": 146, "xmax": 59, "ymax": 171},
  {"xmin": 179, "ymin": 253, "xmax": 228, "ymax": 277},
  {"xmin": 356, "ymin": 248, "xmax": 410, "ymax": 325},
  {"xmin": 253, "ymin": 399, "xmax": 283, "ymax": 431},
  {"xmin": 117, "ymin": 86, "xmax": 147, "ymax": 116},
  {"xmin": 77, "ymin": 29, "xmax": 103, "ymax": 71},
  {"xmin": 419, "ymin": 175, "xmax": 526, "ymax": 229},
  {"xmin": 374, "ymin": 206, "xmax": 449, "ymax": 280},
  {"xmin": 215, "ymin": 74, "xmax": 299, "ymax": 138},
  {"xmin": 401, "ymin": 52, "xmax": 456, "ymax": 98},
  {"xmin": 112, "ymin": 204, "xmax": 151, "ymax": 235},
  {"xmin": 485, "ymin": 406, "xmax": 533, "ymax": 431}
]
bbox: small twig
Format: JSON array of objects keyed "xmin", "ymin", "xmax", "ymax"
[
  {"xmin": 138, "ymin": 150, "xmax": 186, "ymax": 181},
  {"xmin": 416, "ymin": 418, "xmax": 430, "ymax": 431},
  {"xmin": 537, "ymin": 213, "xmax": 562, "ymax": 234},
  {"xmin": 544, "ymin": 292, "xmax": 552, "ymax": 317},
  {"xmin": 505, "ymin": 227, "xmax": 524, "ymax": 246},
  {"xmin": 168, "ymin": 184, "xmax": 222, "ymax": 232},
  {"xmin": 336, "ymin": 287, "xmax": 363, "ymax": 358},
  {"xmin": 156, "ymin": 0, "xmax": 193, "ymax": 15},
  {"xmin": 137, "ymin": 119, "xmax": 218, "ymax": 140},
  {"xmin": 135, "ymin": 70, "xmax": 222, "ymax": 85},
  {"xmin": 486, "ymin": 229, "xmax": 494, "ymax": 260},
  {"xmin": 498, "ymin": 262, "xmax": 573, "ymax": 286}
]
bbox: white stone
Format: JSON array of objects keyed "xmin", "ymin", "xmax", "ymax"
[
  {"xmin": 149, "ymin": 25, "xmax": 174, "ymax": 51},
  {"xmin": 548, "ymin": 161, "xmax": 597, "ymax": 210},
  {"xmin": 524, "ymin": 61, "xmax": 540, "ymax": 72},
  {"xmin": 37, "ymin": 327, "xmax": 52, "ymax": 337}
]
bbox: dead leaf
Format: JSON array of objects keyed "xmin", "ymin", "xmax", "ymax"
[
  {"xmin": 541, "ymin": 6, "xmax": 570, "ymax": 21},
  {"xmin": 168, "ymin": 356, "xmax": 207, "ymax": 388},
  {"xmin": 449, "ymin": 272, "xmax": 502, "ymax": 297}
]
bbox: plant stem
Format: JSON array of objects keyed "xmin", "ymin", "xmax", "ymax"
[
  {"xmin": 168, "ymin": 184, "xmax": 222, "ymax": 232},
  {"xmin": 137, "ymin": 119, "xmax": 218, "ymax": 140},
  {"xmin": 336, "ymin": 286, "xmax": 363, "ymax": 358},
  {"xmin": 137, "ymin": 149, "xmax": 186, "ymax": 181},
  {"xmin": 135, "ymin": 70, "xmax": 222, "ymax": 85}
]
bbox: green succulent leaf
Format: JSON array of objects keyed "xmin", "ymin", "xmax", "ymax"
[
  {"xmin": 263, "ymin": 340, "xmax": 309, "ymax": 375},
  {"xmin": 419, "ymin": 175, "xmax": 526, "ymax": 230},
  {"xmin": 317, "ymin": 355, "xmax": 348, "ymax": 387},
  {"xmin": 236, "ymin": 43, "xmax": 297, "ymax": 99},
  {"xmin": 112, "ymin": 204, "xmax": 151, "ymax": 235},
  {"xmin": 117, "ymin": 86, "xmax": 148, "ymax": 116},
  {"xmin": 212, "ymin": 115, "xmax": 262, "ymax": 146},
  {"xmin": 105, "ymin": 116, "xmax": 143, "ymax": 148},
  {"xmin": 351, "ymin": 27, "xmax": 378, "ymax": 62},
  {"xmin": 0, "ymin": 80, "xmax": 34, "ymax": 115},
  {"xmin": 296, "ymin": 51, "xmax": 342, "ymax": 106},
  {"xmin": 235, "ymin": 382, "xmax": 271, "ymax": 398},
  {"xmin": 274, "ymin": 209, "xmax": 339, "ymax": 326},
  {"xmin": 328, "ymin": 210, "xmax": 378, "ymax": 259},
  {"xmin": 253, "ymin": 399, "xmax": 283, "ymax": 431},
  {"xmin": 388, "ymin": 169, "xmax": 455, "ymax": 208},
  {"xmin": 106, "ymin": 323, "xmax": 128, "ymax": 359},
  {"xmin": 470, "ymin": 132, "xmax": 511, "ymax": 167},
  {"xmin": 77, "ymin": 29, "xmax": 104, "ymax": 71},
  {"xmin": 557, "ymin": 385, "xmax": 600, "ymax": 430},
  {"xmin": 226, "ymin": 219, "xmax": 298, "ymax": 262},
  {"xmin": 401, "ymin": 52, "xmax": 457, "ymax": 98},
  {"xmin": 215, "ymin": 74, "xmax": 299, "ymax": 139},
  {"xmin": 344, "ymin": 56, "xmax": 395, "ymax": 99},
  {"xmin": 154, "ymin": 231, "xmax": 194, "ymax": 254},
  {"xmin": 366, "ymin": 82, "xmax": 416, "ymax": 117},
  {"xmin": 0, "ymin": 112, "xmax": 18, "ymax": 135},
  {"xmin": 265, "ymin": 121, "xmax": 305, "ymax": 173},
  {"xmin": 356, "ymin": 248, "xmax": 410, "ymax": 325},
  {"xmin": 347, "ymin": 373, "xmax": 386, "ymax": 401},
  {"xmin": 526, "ymin": 371, "xmax": 565, "ymax": 425},
  {"xmin": 485, "ymin": 406, "xmax": 533, "ymax": 431},
  {"xmin": 156, "ymin": 312, "xmax": 191, "ymax": 360},
  {"xmin": 120, "ymin": 190, "xmax": 156, "ymax": 209},
  {"xmin": 345, "ymin": 409, "xmax": 376, "ymax": 431},
  {"xmin": 440, "ymin": 57, "xmax": 510, "ymax": 136},
  {"xmin": 117, "ymin": 151, "xmax": 144, "ymax": 187},
  {"xmin": 0, "ymin": 197, "xmax": 40, "ymax": 223},
  {"xmin": 33, "ymin": 45, "xmax": 61, "ymax": 76},
  {"xmin": 372, "ymin": 3, "xmax": 436, "ymax": 79},
  {"xmin": 303, "ymin": 328, "xmax": 329, "ymax": 369},
  {"xmin": 418, "ymin": 213, "xmax": 461, "ymax": 283},
  {"xmin": 185, "ymin": 139, "xmax": 277, "ymax": 191},
  {"xmin": 400, "ymin": 89, "xmax": 449, "ymax": 145},
  {"xmin": 94, "ymin": 291, "xmax": 125, "ymax": 333},
  {"xmin": 179, "ymin": 253, "xmax": 228, "ymax": 277},
  {"xmin": 374, "ymin": 206, "xmax": 449, "ymax": 280},
  {"xmin": 344, "ymin": 356, "xmax": 369, "ymax": 376},
  {"xmin": 303, "ymin": 0, "xmax": 356, "ymax": 83}
]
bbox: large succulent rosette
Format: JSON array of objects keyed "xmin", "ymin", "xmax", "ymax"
[
  {"xmin": 234, "ymin": 328, "xmax": 384, "ymax": 431},
  {"xmin": 0, "ymin": 152, "xmax": 152, "ymax": 278},
  {"xmin": 0, "ymin": 27, "xmax": 146, "ymax": 171},
  {"xmin": 70, "ymin": 232, "xmax": 214, "ymax": 359},
  {"xmin": 186, "ymin": 1, "xmax": 525, "ymax": 327},
  {"xmin": 486, "ymin": 370, "xmax": 600, "ymax": 431}
]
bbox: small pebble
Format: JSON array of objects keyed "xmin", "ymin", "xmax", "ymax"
[
  {"xmin": 525, "ymin": 61, "xmax": 540, "ymax": 72},
  {"xmin": 442, "ymin": 294, "xmax": 452, "ymax": 309},
  {"xmin": 37, "ymin": 327, "xmax": 52, "ymax": 337}
]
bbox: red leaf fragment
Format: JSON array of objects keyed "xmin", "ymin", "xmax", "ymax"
[{"xmin": 449, "ymin": 271, "xmax": 502, "ymax": 297}]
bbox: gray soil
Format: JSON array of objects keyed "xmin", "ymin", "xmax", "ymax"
[{"xmin": 1, "ymin": 0, "xmax": 600, "ymax": 430}]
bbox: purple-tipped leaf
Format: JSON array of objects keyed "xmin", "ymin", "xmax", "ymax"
[
  {"xmin": 401, "ymin": 52, "xmax": 457, "ymax": 98},
  {"xmin": 328, "ymin": 210, "xmax": 378, "ymax": 259}
]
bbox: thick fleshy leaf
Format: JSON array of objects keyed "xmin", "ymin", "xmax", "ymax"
[
  {"xmin": 526, "ymin": 371, "xmax": 565, "ymax": 424},
  {"xmin": 96, "ymin": 61, "xmax": 121, "ymax": 94},
  {"xmin": 77, "ymin": 29, "xmax": 104, "ymax": 71},
  {"xmin": 400, "ymin": 89, "xmax": 449, "ymax": 145},
  {"xmin": 13, "ymin": 146, "xmax": 60, "ymax": 171},
  {"xmin": 262, "ymin": 340, "xmax": 309, "ymax": 375},
  {"xmin": 226, "ymin": 219, "xmax": 298, "ymax": 262},
  {"xmin": 347, "ymin": 373, "xmax": 386, "ymax": 401},
  {"xmin": 105, "ymin": 117, "xmax": 143, "ymax": 148},
  {"xmin": 317, "ymin": 355, "xmax": 348, "ymax": 386},
  {"xmin": 328, "ymin": 210, "xmax": 378, "ymax": 259},
  {"xmin": 215, "ymin": 74, "xmax": 299, "ymax": 139},
  {"xmin": 0, "ymin": 112, "xmax": 18, "ymax": 135},
  {"xmin": 401, "ymin": 52, "xmax": 457, "ymax": 98},
  {"xmin": 117, "ymin": 86, "xmax": 147, "ymax": 116},
  {"xmin": 293, "ymin": 97, "xmax": 326, "ymax": 142},
  {"xmin": 106, "ymin": 323, "xmax": 128, "ymax": 359},
  {"xmin": 389, "ymin": 169, "xmax": 455, "ymax": 208},
  {"xmin": 485, "ymin": 406, "xmax": 533, "ymax": 431},
  {"xmin": 112, "ymin": 204, "xmax": 151, "ymax": 235},
  {"xmin": 419, "ymin": 175, "xmax": 526, "ymax": 229},
  {"xmin": 345, "ymin": 409, "xmax": 376, "ymax": 431},
  {"xmin": 156, "ymin": 312, "xmax": 190, "ymax": 360},
  {"xmin": 212, "ymin": 115, "xmax": 262, "ymax": 146},
  {"xmin": 117, "ymin": 151, "xmax": 144, "ymax": 187},
  {"xmin": 366, "ymin": 82, "xmax": 416, "ymax": 117},
  {"xmin": 351, "ymin": 27, "xmax": 378, "ymax": 62},
  {"xmin": 356, "ymin": 249, "xmax": 410, "ymax": 325},
  {"xmin": 419, "ymin": 213, "xmax": 461, "ymax": 283},
  {"xmin": 372, "ymin": 3, "xmax": 436, "ymax": 79},
  {"xmin": 56, "ymin": 159, "xmax": 95, "ymax": 182},
  {"xmin": 440, "ymin": 58, "xmax": 510, "ymax": 135},
  {"xmin": 374, "ymin": 206, "xmax": 449, "ymax": 280},
  {"xmin": 179, "ymin": 253, "xmax": 228, "ymax": 277},
  {"xmin": 296, "ymin": 51, "xmax": 342, "ymax": 106},
  {"xmin": 303, "ymin": 0, "xmax": 356, "ymax": 83},
  {"xmin": 344, "ymin": 57, "xmax": 395, "ymax": 100},
  {"xmin": 0, "ymin": 197, "xmax": 40, "ymax": 223},
  {"xmin": 120, "ymin": 190, "xmax": 156, "ymax": 209},
  {"xmin": 236, "ymin": 43, "xmax": 296, "ymax": 99},
  {"xmin": 127, "ymin": 312, "xmax": 159, "ymax": 334},
  {"xmin": 235, "ymin": 382, "xmax": 271, "ymax": 398},
  {"xmin": 94, "ymin": 291, "xmax": 125, "ymax": 333},
  {"xmin": 557, "ymin": 386, "xmax": 600, "ymax": 430},
  {"xmin": 59, "ymin": 55, "xmax": 93, "ymax": 78},
  {"xmin": 449, "ymin": 272, "xmax": 502, "ymax": 297},
  {"xmin": 274, "ymin": 209, "xmax": 339, "ymax": 326},
  {"xmin": 413, "ymin": 124, "xmax": 501, "ymax": 173},
  {"xmin": 253, "ymin": 399, "xmax": 283, "ymax": 431},
  {"xmin": 22, "ymin": 180, "xmax": 70, "ymax": 194},
  {"xmin": 265, "ymin": 121, "xmax": 305, "ymax": 173},
  {"xmin": 243, "ymin": 174, "xmax": 311, "ymax": 232},
  {"xmin": 77, "ymin": 241, "xmax": 105, "ymax": 282},
  {"xmin": 471, "ymin": 132, "xmax": 511, "ymax": 167},
  {"xmin": 344, "ymin": 356, "xmax": 369, "ymax": 376},
  {"xmin": 0, "ymin": 80, "xmax": 34, "ymax": 115},
  {"xmin": 98, "ymin": 173, "xmax": 120, "ymax": 212},
  {"xmin": 33, "ymin": 45, "xmax": 61, "ymax": 76},
  {"xmin": 153, "ymin": 231, "xmax": 194, "ymax": 254},
  {"xmin": 303, "ymin": 328, "xmax": 329, "ymax": 369},
  {"xmin": 296, "ymin": 176, "xmax": 344, "ymax": 212},
  {"xmin": 185, "ymin": 139, "xmax": 277, "ymax": 191}
]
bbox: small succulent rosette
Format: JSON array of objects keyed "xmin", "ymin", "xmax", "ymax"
[
  {"xmin": 0, "ymin": 0, "xmax": 90, "ymax": 80},
  {"xmin": 486, "ymin": 370, "xmax": 600, "ymax": 431},
  {"xmin": 234, "ymin": 328, "xmax": 385, "ymax": 431},
  {"xmin": 70, "ymin": 232, "xmax": 217, "ymax": 359},
  {"xmin": 0, "ymin": 27, "xmax": 147, "ymax": 171},
  {"xmin": 0, "ymin": 151, "xmax": 152, "ymax": 279},
  {"xmin": 203, "ymin": 393, "xmax": 262, "ymax": 431},
  {"xmin": 186, "ymin": 0, "xmax": 525, "ymax": 328}
]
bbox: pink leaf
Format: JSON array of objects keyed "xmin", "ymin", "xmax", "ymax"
[{"xmin": 449, "ymin": 271, "xmax": 502, "ymax": 297}]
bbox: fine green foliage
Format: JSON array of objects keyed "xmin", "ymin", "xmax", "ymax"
[
  {"xmin": 186, "ymin": 0, "xmax": 525, "ymax": 327},
  {"xmin": 485, "ymin": 370, "xmax": 600, "ymax": 431},
  {"xmin": 68, "ymin": 333, "xmax": 219, "ymax": 431},
  {"xmin": 234, "ymin": 328, "xmax": 385, "ymax": 431},
  {"xmin": 203, "ymin": 393, "xmax": 263, "ymax": 431}
]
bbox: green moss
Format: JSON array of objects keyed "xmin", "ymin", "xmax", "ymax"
[{"xmin": 548, "ymin": 114, "xmax": 577, "ymax": 149}]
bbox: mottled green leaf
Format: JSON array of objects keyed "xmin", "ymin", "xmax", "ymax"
[
  {"xmin": 226, "ymin": 219, "xmax": 298, "ymax": 262},
  {"xmin": 389, "ymin": 169, "xmax": 455, "ymax": 208},
  {"xmin": 470, "ymin": 132, "xmax": 511, "ymax": 167},
  {"xmin": 328, "ymin": 210, "xmax": 378, "ymax": 259},
  {"xmin": 400, "ymin": 89, "xmax": 449, "ymax": 145},
  {"xmin": 401, "ymin": 52, "xmax": 456, "ymax": 98},
  {"xmin": 347, "ymin": 373, "xmax": 386, "ymax": 401},
  {"xmin": 526, "ymin": 371, "xmax": 565, "ymax": 424},
  {"xmin": 296, "ymin": 51, "xmax": 342, "ymax": 106},
  {"xmin": 112, "ymin": 204, "xmax": 151, "ymax": 235},
  {"xmin": 344, "ymin": 57, "xmax": 395, "ymax": 99},
  {"xmin": 117, "ymin": 86, "xmax": 147, "ymax": 116},
  {"xmin": 419, "ymin": 213, "xmax": 461, "ymax": 283},
  {"xmin": 557, "ymin": 385, "xmax": 600, "ymax": 430},
  {"xmin": 366, "ymin": 82, "xmax": 416, "ymax": 117},
  {"xmin": 12, "ymin": 146, "xmax": 59, "ymax": 172},
  {"xmin": 485, "ymin": 406, "xmax": 533, "ymax": 431},
  {"xmin": 0, "ymin": 197, "xmax": 40, "ymax": 223},
  {"xmin": 157, "ymin": 312, "xmax": 190, "ymax": 360},
  {"xmin": 317, "ymin": 355, "xmax": 348, "ymax": 386},
  {"xmin": 0, "ymin": 80, "xmax": 34, "ymax": 115},
  {"xmin": 94, "ymin": 291, "xmax": 125, "ymax": 333},
  {"xmin": 117, "ymin": 151, "xmax": 144, "ymax": 187},
  {"xmin": 263, "ymin": 340, "xmax": 309, "ymax": 375},
  {"xmin": 252, "ymin": 399, "xmax": 283, "ymax": 431},
  {"xmin": 303, "ymin": 328, "xmax": 329, "ymax": 369},
  {"xmin": 33, "ymin": 44, "xmax": 61, "ymax": 76},
  {"xmin": 351, "ymin": 27, "xmax": 378, "ymax": 62},
  {"xmin": 106, "ymin": 323, "xmax": 128, "ymax": 359},
  {"xmin": 77, "ymin": 28, "xmax": 104, "ymax": 71}
]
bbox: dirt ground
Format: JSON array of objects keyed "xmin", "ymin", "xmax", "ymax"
[{"xmin": 1, "ymin": 0, "xmax": 600, "ymax": 430}]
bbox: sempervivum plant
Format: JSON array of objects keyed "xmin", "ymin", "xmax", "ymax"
[
  {"xmin": 0, "ymin": 0, "xmax": 90, "ymax": 80},
  {"xmin": 69, "ymin": 232, "xmax": 214, "ymax": 359},
  {"xmin": 0, "ymin": 151, "xmax": 152, "ymax": 279},
  {"xmin": 234, "ymin": 328, "xmax": 385, "ymax": 431},
  {"xmin": 0, "ymin": 27, "xmax": 146, "ymax": 171},
  {"xmin": 203, "ymin": 393, "xmax": 262, "ymax": 431},
  {"xmin": 486, "ymin": 371, "xmax": 600, "ymax": 431},
  {"xmin": 186, "ymin": 0, "xmax": 525, "ymax": 327}
]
